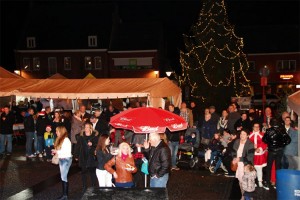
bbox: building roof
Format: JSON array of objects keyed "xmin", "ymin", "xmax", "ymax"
[{"xmin": 16, "ymin": 2, "xmax": 114, "ymax": 50}]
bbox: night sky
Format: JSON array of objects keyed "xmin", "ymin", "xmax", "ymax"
[{"xmin": 1, "ymin": 0, "xmax": 299, "ymax": 71}]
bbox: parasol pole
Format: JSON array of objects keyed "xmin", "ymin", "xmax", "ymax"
[{"xmin": 145, "ymin": 133, "xmax": 148, "ymax": 188}]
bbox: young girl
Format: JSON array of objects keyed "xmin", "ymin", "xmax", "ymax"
[
  {"xmin": 104, "ymin": 142, "xmax": 137, "ymax": 188},
  {"xmin": 95, "ymin": 134, "xmax": 113, "ymax": 187},
  {"xmin": 44, "ymin": 125, "xmax": 55, "ymax": 162},
  {"xmin": 242, "ymin": 164, "xmax": 257, "ymax": 200}
]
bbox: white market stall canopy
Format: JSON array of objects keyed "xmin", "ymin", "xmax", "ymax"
[{"xmin": 0, "ymin": 77, "xmax": 182, "ymax": 108}]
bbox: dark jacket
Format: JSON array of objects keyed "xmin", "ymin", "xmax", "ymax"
[
  {"xmin": 262, "ymin": 125, "xmax": 291, "ymax": 152},
  {"xmin": 96, "ymin": 149, "xmax": 113, "ymax": 170},
  {"xmin": 227, "ymin": 111, "xmax": 241, "ymax": 132},
  {"xmin": 74, "ymin": 131, "xmax": 99, "ymax": 168},
  {"xmin": 200, "ymin": 119, "xmax": 216, "ymax": 140},
  {"xmin": 0, "ymin": 111, "xmax": 15, "ymax": 135},
  {"xmin": 224, "ymin": 138, "xmax": 237, "ymax": 157},
  {"xmin": 145, "ymin": 140, "xmax": 171, "ymax": 178},
  {"xmin": 24, "ymin": 115, "xmax": 35, "ymax": 132},
  {"xmin": 36, "ymin": 115, "xmax": 51, "ymax": 136},
  {"xmin": 232, "ymin": 139, "xmax": 254, "ymax": 165},
  {"xmin": 234, "ymin": 118, "xmax": 251, "ymax": 131},
  {"xmin": 208, "ymin": 138, "xmax": 223, "ymax": 152},
  {"xmin": 93, "ymin": 117, "xmax": 109, "ymax": 135}
]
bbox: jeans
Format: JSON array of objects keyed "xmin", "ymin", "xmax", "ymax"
[
  {"xmin": 265, "ymin": 150, "xmax": 283, "ymax": 183},
  {"xmin": 33, "ymin": 132, "xmax": 38, "ymax": 153},
  {"xmin": 25, "ymin": 132, "xmax": 34, "ymax": 156},
  {"xmin": 168, "ymin": 141, "xmax": 179, "ymax": 167},
  {"xmin": 115, "ymin": 182, "xmax": 134, "ymax": 188},
  {"xmin": 37, "ymin": 136, "xmax": 45, "ymax": 154},
  {"xmin": 59, "ymin": 157, "xmax": 72, "ymax": 182},
  {"xmin": 0, "ymin": 134, "xmax": 12, "ymax": 154},
  {"xmin": 150, "ymin": 173, "xmax": 169, "ymax": 188},
  {"xmin": 96, "ymin": 169, "xmax": 112, "ymax": 187}
]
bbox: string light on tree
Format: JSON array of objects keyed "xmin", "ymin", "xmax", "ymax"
[{"xmin": 179, "ymin": 0, "xmax": 251, "ymax": 106}]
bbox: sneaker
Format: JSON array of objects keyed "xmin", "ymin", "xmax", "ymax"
[
  {"xmin": 171, "ymin": 167, "xmax": 180, "ymax": 171},
  {"xmin": 38, "ymin": 154, "xmax": 43, "ymax": 158},
  {"xmin": 6, "ymin": 153, "xmax": 11, "ymax": 156},
  {"xmin": 273, "ymin": 185, "xmax": 276, "ymax": 190},
  {"xmin": 263, "ymin": 183, "xmax": 270, "ymax": 190},
  {"xmin": 225, "ymin": 174, "xmax": 235, "ymax": 178},
  {"xmin": 258, "ymin": 181, "xmax": 263, "ymax": 188},
  {"xmin": 43, "ymin": 152, "xmax": 47, "ymax": 157},
  {"xmin": 209, "ymin": 166, "xmax": 215, "ymax": 173},
  {"xmin": 27, "ymin": 154, "xmax": 35, "ymax": 158}
]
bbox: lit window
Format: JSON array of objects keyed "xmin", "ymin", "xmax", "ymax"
[
  {"xmin": 85, "ymin": 57, "xmax": 92, "ymax": 70},
  {"xmin": 88, "ymin": 36, "xmax": 97, "ymax": 47},
  {"xmin": 94, "ymin": 57, "xmax": 102, "ymax": 70},
  {"xmin": 23, "ymin": 58, "xmax": 31, "ymax": 71},
  {"xmin": 26, "ymin": 37, "xmax": 36, "ymax": 48},
  {"xmin": 33, "ymin": 57, "xmax": 40, "ymax": 71},
  {"xmin": 277, "ymin": 60, "xmax": 296, "ymax": 72},
  {"xmin": 64, "ymin": 57, "xmax": 71, "ymax": 70}
]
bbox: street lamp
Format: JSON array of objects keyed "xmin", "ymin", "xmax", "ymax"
[{"xmin": 259, "ymin": 65, "xmax": 270, "ymax": 123}]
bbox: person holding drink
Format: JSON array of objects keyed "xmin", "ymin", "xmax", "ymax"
[{"xmin": 104, "ymin": 142, "xmax": 137, "ymax": 187}]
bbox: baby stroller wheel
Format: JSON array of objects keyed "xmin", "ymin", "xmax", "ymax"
[{"xmin": 189, "ymin": 159, "xmax": 195, "ymax": 168}]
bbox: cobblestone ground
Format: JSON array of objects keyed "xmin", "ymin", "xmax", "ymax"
[{"xmin": 1, "ymin": 143, "xmax": 277, "ymax": 200}]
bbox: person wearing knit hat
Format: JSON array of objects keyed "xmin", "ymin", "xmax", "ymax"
[{"xmin": 44, "ymin": 125, "xmax": 54, "ymax": 162}]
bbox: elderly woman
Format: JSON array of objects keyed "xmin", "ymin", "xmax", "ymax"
[
  {"xmin": 104, "ymin": 142, "xmax": 137, "ymax": 188},
  {"xmin": 232, "ymin": 129, "xmax": 255, "ymax": 197}
]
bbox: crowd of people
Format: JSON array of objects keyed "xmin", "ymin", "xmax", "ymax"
[{"xmin": 0, "ymin": 98, "xmax": 299, "ymax": 200}]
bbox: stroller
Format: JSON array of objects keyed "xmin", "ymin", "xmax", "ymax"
[{"xmin": 177, "ymin": 142, "xmax": 198, "ymax": 168}]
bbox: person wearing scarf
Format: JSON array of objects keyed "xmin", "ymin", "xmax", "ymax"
[
  {"xmin": 249, "ymin": 123, "xmax": 267, "ymax": 188},
  {"xmin": 105, "ymin": 142, "xmax": 137, "ymax": 188}
]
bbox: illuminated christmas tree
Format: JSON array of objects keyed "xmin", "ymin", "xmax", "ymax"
[{"xmin": 179, "ymin": 0, "xmax": 251, "ymax": 108}]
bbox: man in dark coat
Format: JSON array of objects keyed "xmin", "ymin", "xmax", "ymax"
[
  {"xmin": 0, "ymin": 105, "xmax": 15, "ymax": 156},
  {"xmin": 262, "ymin": 118, "xmax": 291, "ymax": 190},
  {"xmin": 144, "ymin": 132, "xmax": 171, "ymax": 188}
]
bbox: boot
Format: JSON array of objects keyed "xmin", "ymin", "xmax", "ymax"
[
  {"xmin": 57, "ymin": 181, "xmax": 68, "ymax": 200},
  {"xmin": 82, "ymin": 174, "xmax": 87, "ymax": 193}
]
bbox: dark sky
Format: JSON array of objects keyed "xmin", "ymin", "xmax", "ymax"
[{"xmin": 1, "ymin": 0, "xmax": 299, "ymax": 71}]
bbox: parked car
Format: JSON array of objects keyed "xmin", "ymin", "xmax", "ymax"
[{"xmin": 251, "ymin": 94, "xmax": 280, "ymax": 107}]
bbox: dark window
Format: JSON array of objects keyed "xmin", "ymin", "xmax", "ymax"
[
  {"xmin": 276, "ymin": 60, "xmax": 296, "ymax": 72},
  {"xmin": 64, "ymin": 57, "xmax": 71, "ymax": 70},
  {"xmin": 48, "ymin": 57, "xmax": 57, "ymax": 75},
  {"xmin": 23, "ymin": 58, "xmax": 31, "ymax": 71},
  {"xmin": 33, "ymin": 57, "xmax": 40, "ymax": 71},
  {"xmin": 94, "ymin": 57, "xmax": 102, "ymax": 70}
]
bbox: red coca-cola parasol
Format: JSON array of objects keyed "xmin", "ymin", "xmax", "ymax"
[{"xmin": 109, "ymin": 107, "xmax": 188, "ymax": 133}]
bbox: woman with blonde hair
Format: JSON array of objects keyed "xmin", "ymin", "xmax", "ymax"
[
  {"xmin": 52, "ymin": 126, "xmax": 72, "ymax": 200},
  {"xmin": 104, "ymin": 142, "xmax": 137, "ymax": 187},
  {"xmin": 74, "ymin": 123, "xmax": 99, "ymax": 192}
]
